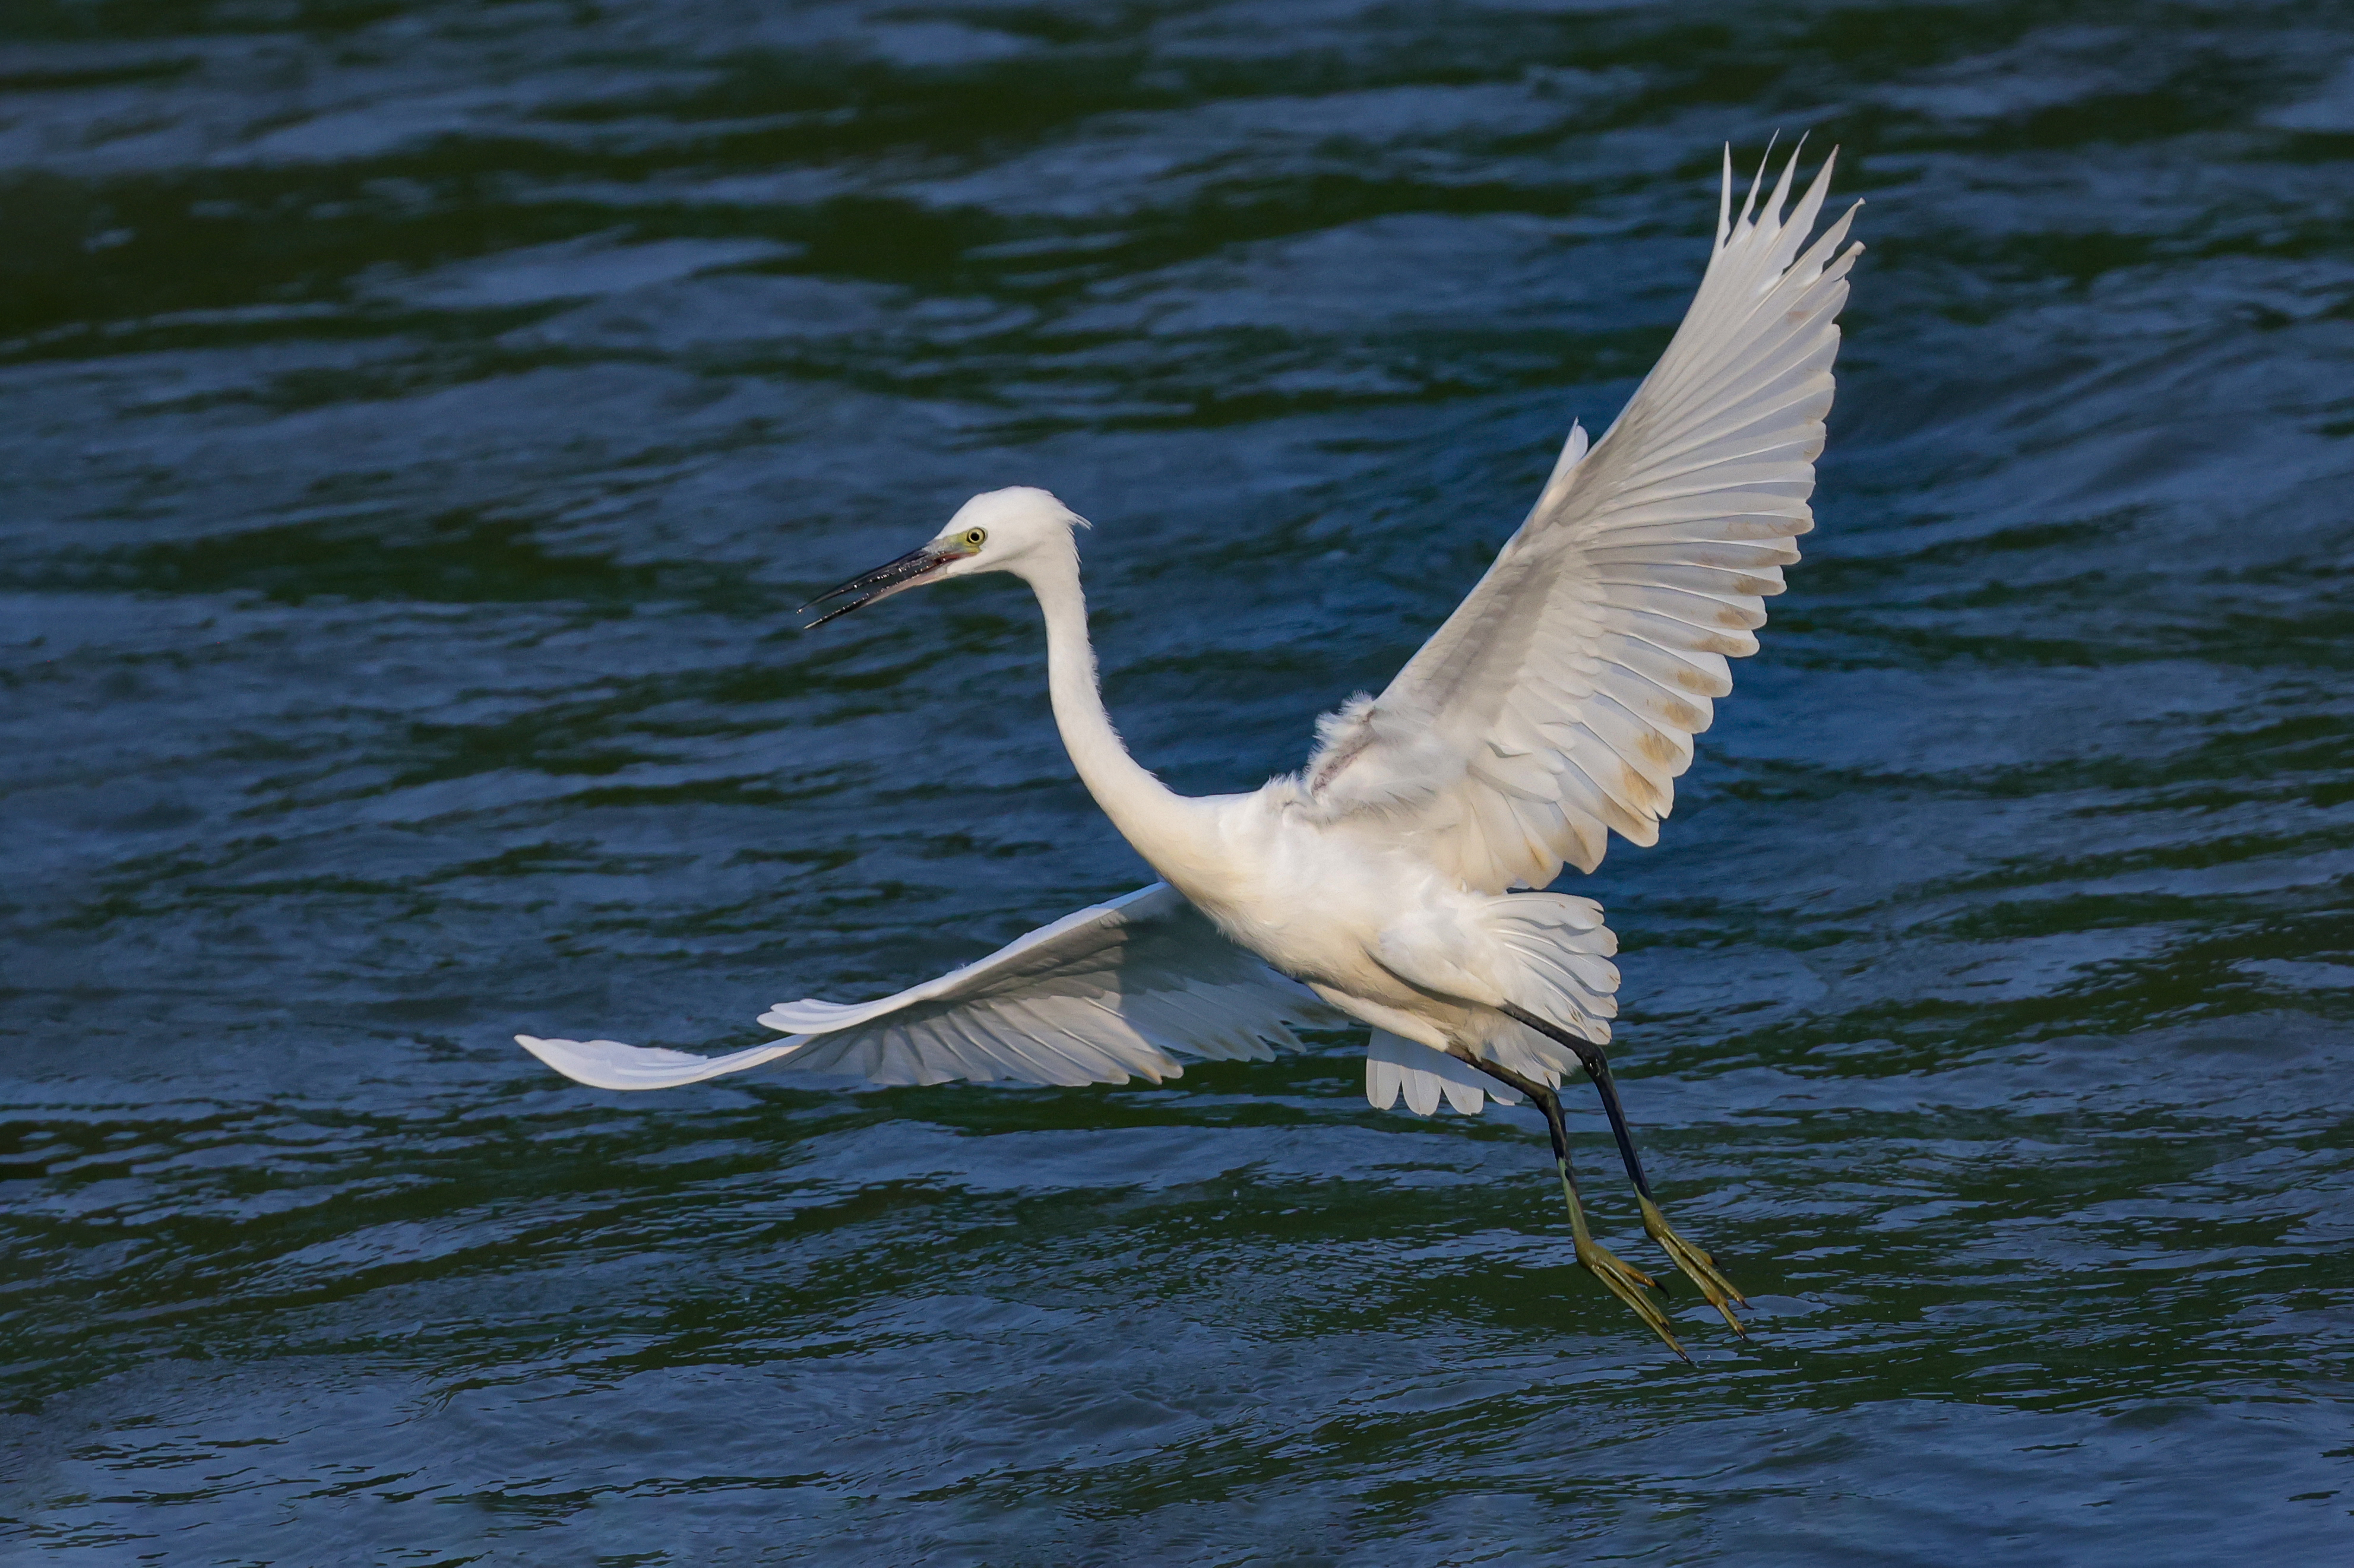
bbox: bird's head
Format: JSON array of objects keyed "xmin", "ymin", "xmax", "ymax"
[{"xmin": 802, "ymin": 486, "xmax": 1089, "ymax": 628}]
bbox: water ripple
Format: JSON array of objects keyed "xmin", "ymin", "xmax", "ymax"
[{"xmin": 5, "ymin": 1, "xmax": 2353, "ymax": 1561}]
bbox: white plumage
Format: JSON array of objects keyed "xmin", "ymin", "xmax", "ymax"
[
  {"xmin": 1284, "ymin": 147, "xmax": 1859, "ymax": 894},
  {"xmin": 522, "ymin": 882, "xmax": 1324, "ymax": 1091},
  {"xmin": 518, "ymin": 147, "xmax": 1861, "ymax": 1356}
]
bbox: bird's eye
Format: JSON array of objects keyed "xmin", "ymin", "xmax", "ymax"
[{"xmin": 963, "ymin": 528, "xmax": 986, "ymax": 548}]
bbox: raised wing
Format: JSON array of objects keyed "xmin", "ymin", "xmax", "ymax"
[
  {"xmin": 1292, "ymin": 146, "xmax": 1862, "ymax": 893},
  {"xmin": 518, "ymin": 883, "xmax": 1339, "ymax": 1091}
]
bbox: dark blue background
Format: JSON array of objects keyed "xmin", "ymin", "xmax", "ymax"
[{"xmin": 5, "ymin": 2, "xmax": 2352, "ymax": 1561}]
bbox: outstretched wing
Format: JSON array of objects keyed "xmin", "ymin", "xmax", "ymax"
[
  {"xmin": 518, "ymin": 883, "xmax": 1339, "ymax": 1091},
  {"xmin": 1294, "ymin": 147, "xmax": 1863, "ymax": 894}
]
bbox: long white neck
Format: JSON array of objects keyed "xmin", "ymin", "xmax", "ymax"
[{"xmin": 1017, "ymin": 547, "xmax": 1206, "ymax": 875}]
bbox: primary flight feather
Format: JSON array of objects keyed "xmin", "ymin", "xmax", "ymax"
[{"xmin": 520, "ymin": 145, "xmax": 1862, "ymax": 1358}]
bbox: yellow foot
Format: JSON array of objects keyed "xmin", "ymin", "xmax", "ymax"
[
  {"xmin": 1575, "ymin": 1234, "xmax": 1688, "ymax": 1361},
  {"xmin": 1639, "ymin": 1196, "xmax": 1748, "ymax": 1335}
]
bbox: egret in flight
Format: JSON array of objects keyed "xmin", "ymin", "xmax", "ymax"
[{"xmin": 521, "ymin": 147, "xmax": 1861, "ymax": 1358}]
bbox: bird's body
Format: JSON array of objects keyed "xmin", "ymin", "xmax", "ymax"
[
  {"xmin": 520, "ymin": 147, "xmax": 1863, "ymax": 1357},
  {"xmin": 1175, "ymin": 794, "xmax": 1597, "ymax": 1066}
]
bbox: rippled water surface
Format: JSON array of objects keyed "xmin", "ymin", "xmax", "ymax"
[{"xmin": 6, "ymin": 1, "xmax": 2354, "ymax": 1561}]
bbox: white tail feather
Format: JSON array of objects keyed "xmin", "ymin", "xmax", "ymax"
[
  {"xmin": 1480, "ymin": 893, "xmax": 1619, "ymax": 1046},
  {"xmin": 1365, "ymin": 1030, "xmax": 1523, "ymax": 1116}
]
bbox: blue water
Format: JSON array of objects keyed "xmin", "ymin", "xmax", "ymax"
[{"xmin": 5, "ymin": 2, "xmax": 2353, "ymax": 1561}]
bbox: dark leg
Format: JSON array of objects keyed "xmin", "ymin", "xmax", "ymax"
[
  {"xmin": 1459, "ymin": 1053, "xmax": 1689, "ymax": 1361},
  {"xmin": 1500, "ymin": 1004, "xmax": 1656, "ymax": 1196},
  {"xmin": 1498, "ymin": 1003, "xmax": 1748, "ymax": 1333}
]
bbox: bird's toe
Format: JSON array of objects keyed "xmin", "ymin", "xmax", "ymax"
[
  {"xmin": 1638, "ymin": 1196, "xmax": 1748, "ymax": 1335},
  {"xmin": 1574, "ymin": 1236, "xmax": 1689, "ymax": 1361}
]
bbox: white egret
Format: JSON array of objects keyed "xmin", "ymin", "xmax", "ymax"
[{"xmin": 521, "ymin": 147, "xmax": 1861, "ymax": 1358}]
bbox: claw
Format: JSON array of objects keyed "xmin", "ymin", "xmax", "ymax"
[
  {"xmin": 1575, "ymin": 1234, "xmax": 1690, "ymax": 1361},
  {"xmin": 1549, "ymin": 1155, "xmax": 1690, "ymax": 1360},
  {"xmin": 1640, "ymin": 1196, "xmax": 1748, "ymax": 1335}
]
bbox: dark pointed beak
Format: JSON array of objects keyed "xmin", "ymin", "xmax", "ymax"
[{"xmin": 800, "ymin": 544, "xmax": 954, "ymax": 629}]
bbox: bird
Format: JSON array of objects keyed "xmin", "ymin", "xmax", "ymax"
[{"xmin": 519, "ymin": 145, "xmax": 1862, "ymax": 1360}]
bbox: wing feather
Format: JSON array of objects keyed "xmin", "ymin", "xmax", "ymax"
[
  {"xmin": 1283, "ymin": 146, "xmax": 1859, "ymax": 892},
  {"xmin": 518, "ymin": 882, "xmax": 1339, "ymax": 1092}
]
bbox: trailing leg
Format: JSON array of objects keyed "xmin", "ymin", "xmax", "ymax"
[
  {"xmin": 1462, "ymin": 1054, "xmax": 1689, "ymax": 1361},
  {"xmin": 1499, "ymin": 1003, "xmax": 1748, "ymax": 1333}
]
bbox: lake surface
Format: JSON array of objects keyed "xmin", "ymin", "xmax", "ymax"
[{"xmin": 5, "ymin": 1, "xmax": 2353, "ymax": 1561}]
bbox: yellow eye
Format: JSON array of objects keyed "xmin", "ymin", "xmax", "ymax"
[{"xmin": 963, "ymin": 528, "xmax": 986, "ymax": 548}]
